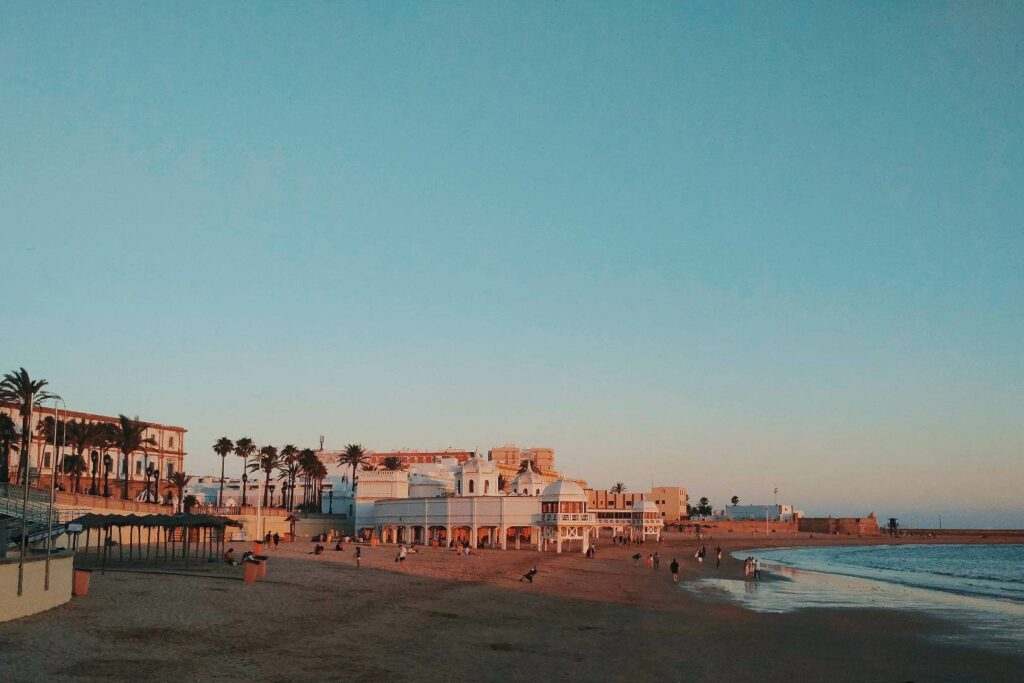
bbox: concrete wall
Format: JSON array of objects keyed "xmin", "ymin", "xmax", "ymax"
[
  {"xmin": 0, "ymin": 551, "xmax": 73, "ymax": 622},
  {"xmin": 798, "ymin": 515, "xmax": 880, "ymax": 536},
  {"xmin": 683, "ymin": 519, "xmax": 798, "ymax": 534}
]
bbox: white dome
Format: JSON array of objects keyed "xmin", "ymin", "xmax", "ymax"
[
  {"xmin": 634, "ymin": 499, "xmax": 660, "ymax": 513},
  {"xmin": 540, "ymin": 479, "xmax": 586, "ymax": 501}
]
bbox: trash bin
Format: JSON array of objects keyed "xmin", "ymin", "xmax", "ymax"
[
  {"xmin": 254, "ymin": 555, "xmax": 269, "ymax": 578},
  {"xmin": 243, "ymin": 561, "xmax": 260, "ymax": 584},
  {"xmin": 73, "ymin": 568, "xmax": 92, "ymax": 597}
]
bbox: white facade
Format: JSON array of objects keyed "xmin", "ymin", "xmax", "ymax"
[
  {"xmin": 357, "ymin": 459, "xmax": 597, "ymax": 554},
  {"xmin": 630, "ymin": 499, "xmax": 664, "ymax": 541},
  {"xmin": 455, "ymin": 454, "xmax": 499, "ymax": 496},
  {"xmin": 723, "ymin": 504, "xmax": 802, "ymax": 522},
  {"xmin": 371, "ymin": 495, "xmax": 542, "ymax": 549},
  {"xmin": 511, "ymin": 467, "xmax": 548, "ymax": 496}
]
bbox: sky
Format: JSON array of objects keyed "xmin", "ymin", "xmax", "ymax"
[{"xmin": 2, "ymin": 2, "xmax": 1022, "ymax": 528}]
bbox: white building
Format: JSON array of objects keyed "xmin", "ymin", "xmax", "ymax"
[
  {"xmin": 630, "ymin": 499, "xmax": 664, "ymax": 542},
  {"xmin": 353, "ymin": 454, "xmax": 598, "ymax": 554},
  {"xmin": 722, "ymin": 504, "xmax": 803, "ymax": 522}
]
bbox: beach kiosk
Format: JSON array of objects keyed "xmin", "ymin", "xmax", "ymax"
[
  {"xmin": 537, "ymin": 479, "xmax": 596, "ymax": 554},
  {"xmin": 630, "ymin": 499, "xmax": 664, "ymax": 542}
]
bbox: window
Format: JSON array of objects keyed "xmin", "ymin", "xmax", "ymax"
[
  {"xmin": 457, "ymin": 480, "xmax": 461, "ymax": 494},
  {"xmin": 169, "ymin": 436, "xmax": 174, "ymax": 448},
  {"xmin": 469, "ymin": 480, "xmax": 475, "ymax": 494},
  {"xmin": 484, "ymin": 480, "xmax": 490, "ymax": 494},
  {"xmin": 167, "ymin": 462, "xmax": 175, "ymax": 477},
  {"xmin": 135, "ymin": 461, "xmax": 143, "ymax": 475},
  {"xmin": 43, "ymin": 451, "xmax": 51, "ymax": 468}
]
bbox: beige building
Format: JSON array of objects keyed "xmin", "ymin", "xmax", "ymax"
[
  {"xmin": 586, "ymin": 485, "xmax": 688, "ymax": 523},
  {"xmin": 0, "ymin": 402, "xmax": 186, "ymax": 500},
  {"xmin": 488, "ymin": 444, "xmax": 555, "ymax": 472},
  {"xmin": 649, "ymin": 486, "xmax": 688, "ymax": 522}
]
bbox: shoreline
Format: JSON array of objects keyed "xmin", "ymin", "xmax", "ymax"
[{"xmin": 2, "ymin": 532, "xmax": 1022, "ymax": 681}]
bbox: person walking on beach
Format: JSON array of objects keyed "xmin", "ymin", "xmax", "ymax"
[
  {"xmin": 354, "ymin": 546, "xmax": 362, "ymax": 569},
  {"xmin": 715, "ymin": 545, "xmax": 722, "ymax": 568},
  {"xmin": 670, "ymin": 558, "xmax": 679, "ymax": 583},
  {"xmin": 697, "ymin": 545, "xmax": 705, "ymax": 566},
  {"xmin": 272, "ymin": 532, "xmax": 280, "ymax": 549},
  {"xmin": 396, "ymin": 544, "xmax": 408, "ymax": 569},
  {"xmin": 653, "ymin": 552, "xmax": 661, "ymax": 569},
  {"xmin": 754, "ymin": 558, "xmax": 761, "ymax": 579}
]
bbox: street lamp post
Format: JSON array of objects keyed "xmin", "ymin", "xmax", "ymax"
[
  {"xmin": 269, "ymin": 483, "xmax": 276, "ymax": 507},
  {"xmin": 45, "ymin": 397, "xmax": 66, "ymax": 590},
  {"xmin": 103, "ymin": 454, "xmax": 112, "ymax": 497},
  {"xmin": 328, "ymin": 490, "xmax": 334, "ymax": 514}
]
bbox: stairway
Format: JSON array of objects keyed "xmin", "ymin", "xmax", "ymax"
[{"xmin": 0, "ymin": 482, "xmax": 86, "ymax": 549}]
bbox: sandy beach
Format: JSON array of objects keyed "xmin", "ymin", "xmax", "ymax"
[{"xmin": 1, "ymin": 532, "xmax": 1021, "ymax": 682}]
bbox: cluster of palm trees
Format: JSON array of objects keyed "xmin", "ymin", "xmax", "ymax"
[
  {"xmin": 211, "ymin": 439, "xmax": 373, "ymax": 512},
  {"xmin": 1, "ymin": 368, "xmax": 165, "ymax": 502}
]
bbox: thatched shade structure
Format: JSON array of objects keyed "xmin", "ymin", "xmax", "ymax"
[{"xmin": 70, "ymin": 512, "xmax": 242, "ymax": 573}]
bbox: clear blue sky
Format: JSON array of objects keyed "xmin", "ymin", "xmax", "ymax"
[{"xmin": 3, "ymin": 2, "xmax": 1021, "ymax": 527}]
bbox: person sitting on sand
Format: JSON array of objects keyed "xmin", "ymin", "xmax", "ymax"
[
  {"xmin": 632, "ymin": 552, "xmax": 642, "ymax": 564},
  {"xmin": 224, "ymin": 548, "xmax": 238, "ymax": 566},
  {"xmin": 670, "ymin": 558, "xmax": 680, "ymax": 583},
  {"xmin": 309, "ymin": 544, "xmax": 324, "ymax": 555},
  {"xmin": 520, "ymin": 567, "xmax": 538, "ymax": 583},
  {"xmin": 335, "ymin": 540, "xmax": 344, "ymax": 551},
  {"xmin": 241, "ymin": 550, "xmax": 258, "ymax": 564}
]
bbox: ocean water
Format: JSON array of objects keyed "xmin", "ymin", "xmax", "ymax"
[{"xmin": 685, "ymin": 544, "xmax": 1024, "ymax": 653}]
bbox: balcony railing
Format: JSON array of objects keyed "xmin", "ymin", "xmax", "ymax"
[{"xmin": 539, "ymin": 512, "xmax": 595, "ymax": 524}]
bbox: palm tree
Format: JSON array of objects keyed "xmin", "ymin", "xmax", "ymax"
[
  {"xmin": 0, "ymin": 367, "xmax": 59, "ymax": 485},
  {"xmin": 65, "ymin": 420, "xmax": 103, "ymax": 494},
  {"xmin": 277, "ymin": 460, "xmax": 301, "ymax": 510},
  {"xmin": 168, "ymin": 471, "xmax": 193, "ymax": 512},
  {"xmin": 248, "ymin": 445, "xmax": 281, "ymax": 508},
  {"xmin": 64, "ymin": 453, "xmax": 88, "ymax": 493},
  {"xmin": 0, "ymin": 413, "xmax": 18, "ymax": 484},
  {"xmin": 730, "ymin": 495, "xmax": 739, "ymax": 506},
  {"xmin": 298, "ymin": 448, "xmax": 319, "ymax": 507},
  {"xmin": 35, "ymin": 415, "xmax": 68, "ymax": 488},
  {"xmin": 611, "ymin": 482, "xmax": 627, "ymax": 494},
  {"xmin": 278, "ymin": 444, "xmax": 299, "ymax": 509},
  {"xmin": 233, "ymin": 437, "xmax": 256, "ymax": 507},
  {"xmin": 212, "ymin": 437, "xmax": 234, "ymax": 506},
  {"xmin": 381, "ymin": 456, "xmax": 405, "ymax": 471},
  {"xmin": 338, "ymin": 444, "xmax": 370, "ymax": 493},
  {"xmin": 106, "ymin": 415, "xmax": 156, "ymax": 500}
]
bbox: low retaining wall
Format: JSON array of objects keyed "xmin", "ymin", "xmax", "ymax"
[
  {"xmin": 799, "ymin": 515, "xmax": 880, "ymax": 536},
  {"xmin": 0, "ymin": 551, "xmax": 74, "ymax": 622},
  {"xmin": 680, "ymin": 520, "xmax": 798, "ymax": 534}
]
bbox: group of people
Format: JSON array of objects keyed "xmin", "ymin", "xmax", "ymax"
[
  {"xmin": 262, "ymin": 532, "xmax": 281, "ymax": 549},
  {"xmin": 743, "ymin": 556, "xmax": 761, "ymax": 579},
  {"xmin": 693, "ymin": 544, "xmax": 724, "ymax": 567},
  {"xmin": 222, "ymin": 548, "xmax": 259, "ymax": 566},
  {"xmin": 633, "ymin": 551, "xmax": 663, "ymax": 569},
  {"xmin": 448, "ymin": 539, "xmax": 475, "ymax": 555}
]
